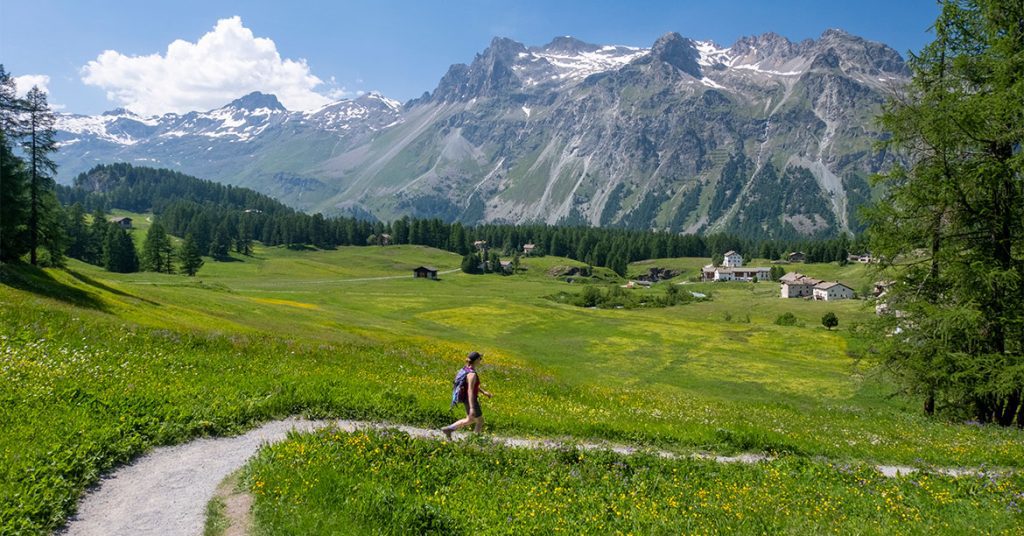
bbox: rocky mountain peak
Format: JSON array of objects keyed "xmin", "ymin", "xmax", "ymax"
[
  {"xmin": 811, "ymin": 29, "xmax": 908, "ymax": 76},
  {"xmin": 101, "ymin": 107, "xmax": 137, "ymax": 117},
  {"xmin": 649, "ymin": 32, "xmax": 702, "ymax": 78},
  {"xmin": 730, "ymin": 32, "xmax": 799, "ymax": 63},
  {"xmin": 226, "ymin": 92, "xmax": 286, "ymax": 112},
  {"xmin": 429, "ymin": 37, "xmax": 526, "ymax": 102},
  {"xmin": 354, "ymin": 91, "xmax": 403, "ymax": 111},
  {"xmin": 820, "ymin": 28, "xmax": 852, "ymax": 40},
  {"xmin": 485, "ymin": 36, "xmax": 529, "ymax": 61},
  {"xmin": 540, "ymin": 36, "xmax": 600, "ymax": 54}
]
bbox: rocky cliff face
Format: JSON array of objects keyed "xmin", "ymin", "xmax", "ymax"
[{"xmin": 54, "ymin": 29, "xmax": 906, "ymax": 238}]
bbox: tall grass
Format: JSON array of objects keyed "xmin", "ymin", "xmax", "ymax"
[{"xmin": 246, "ymin": 428, "xmax": 1024, "ymax": 535}]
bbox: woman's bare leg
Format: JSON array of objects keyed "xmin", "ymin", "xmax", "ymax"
[{"xmin": 441, "ymin": 408, "xmax": 476, "ymax": 439}]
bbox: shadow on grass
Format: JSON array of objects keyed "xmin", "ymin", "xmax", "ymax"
[
  {"xmin": 65, "ymin": 269, "xmax": 161, "ymax": 306},
  {"xmin": 286, "ymin": 244, "xmax": 317, "ymax": 251},
  {"xmin": 0, "ymin": 262, "xmax": 109, "ymax": 311},
  {"xmin": 210, "ymin": 255, "xmax": 243, "ymax": 263}
]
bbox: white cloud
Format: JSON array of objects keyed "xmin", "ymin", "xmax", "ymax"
[
  {"xmin": 81, "ymin": 16, "xmax": 335, "ymax": 116},
  {"xmin": 13, "ymin": 74, "xmax": 51, "ymax": 97},
  {"xmin": 12, "ymin": 74, "xmax": 66, "ymax": 110}
]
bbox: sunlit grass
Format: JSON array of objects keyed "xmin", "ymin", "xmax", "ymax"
[{"xmin": 246, "ymin": 429, "xmax": 1024, "ymax": 535}]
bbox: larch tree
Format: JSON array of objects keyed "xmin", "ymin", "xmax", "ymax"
[
  {"xmin": 141, "ymin": 222, "xmax": 175, "ymax": 273},
  {"xmin": 103, "ymin": 225, "xmax": 138, "ymax": 273},
  {"xmin": 20, "ymin": 86, "xmax": 61, "ymax": 266},
  {"xmin": 867, "ymin": 0, "xmax": 1024, "ymax": 426},
  {"xmin": 178, "ymin": 234, "xmax": 204, "ymax": 276}
]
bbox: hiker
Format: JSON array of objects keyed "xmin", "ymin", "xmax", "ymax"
[{"xmin": 441, "ymin": 351, "xmax": 492, "ymax": 439}]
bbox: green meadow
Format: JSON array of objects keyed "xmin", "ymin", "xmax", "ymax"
[{"xmin": 1, "ymin": 239, "xmax": 1022, "ymax": 532}]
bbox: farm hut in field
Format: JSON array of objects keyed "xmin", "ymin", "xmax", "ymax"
[
  {"xmin": 109, "ymin": 216, "xmax": 133, "ymax": 229},
  {"xmin": 412, "ymin": 266, "xmax": 438, "ymax": 280},
  {"xmin": 522, "ymin": 243, "xmax": 536, "ymax": 255}
]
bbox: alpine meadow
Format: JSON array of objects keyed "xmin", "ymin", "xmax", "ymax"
[{"xmin": 0, "ymin": 1, "xmax": 1022, "ymax": 535}]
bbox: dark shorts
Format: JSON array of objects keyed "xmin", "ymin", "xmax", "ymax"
[{"xmin": 464, "ymin": 398, "xmax": 483, "ymax": 417}]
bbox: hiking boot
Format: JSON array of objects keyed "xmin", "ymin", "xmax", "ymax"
[{"xmin": 440, "ymin": 427, "xmax": 453, "ymax": 440}]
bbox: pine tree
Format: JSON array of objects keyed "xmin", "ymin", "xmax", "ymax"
[
  {"xmin": 236, "ymin": 215, "xmax": 254, "ymax": 255},
  {"xmin": 209, "ymin": 221, "xmax": 231, "ymax": 258},
  {"xmin": 0, "ymin": 132, "xmax": 29, "ymax": 261},
  {"xmin": 64, "ymin": 203, "xmax": 90, "ymax": 261},
  {"xmin": 460, "ymin": 252, "xmax": 481, "ymax": 274},
  {"xmin": 141, "ymin": 222, "xmax": 175, "ymax": 273},
  {"xmin": 488, "ymin": 251, "xmax": 502, "ymax": 273},
  {"xmin": 0, "ymin": 65, "xmax": 29, "ymax": 262},
  {"xmin": 103, "ymin": 225, "xmax": 138, "ymax": 273},
  {"xmin": 178, "ymin": 234, "xmax": 204, "ymax": 276},
  {"xmin": 86, "ymin": 209, "xmax": 110, "ymax": 265},
  {"xmin": 21, "ymin": 86, "xmax": 59, "ymax": 266}
]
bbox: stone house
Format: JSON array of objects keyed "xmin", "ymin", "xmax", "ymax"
[
  {"xmin": 779, "ymin": 272, "xmax": 821, "ymax": 298},
  {"xmin": 723, "ymin": 250, "xmax": 743, "ymax": 267},
  {"xmin": 813, "ymin": 281, "xmax": 855, "ymax": 301}
]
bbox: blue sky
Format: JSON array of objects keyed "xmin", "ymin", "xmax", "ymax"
[{"xmin": 0, "ymin": 0, "xmax": 941, "ymax": 115}]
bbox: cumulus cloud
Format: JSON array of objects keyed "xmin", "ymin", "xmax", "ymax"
[
  {"xmin": 13, "ymin": 74, "xmax": 51, "ymax": 97},
  {"xmin": 81, "ymin": 16, "xmax": 336, "ymax": 116},
  {"xmin": 12, "ymin": 74, "xmax": 65, "ymax": 110}
]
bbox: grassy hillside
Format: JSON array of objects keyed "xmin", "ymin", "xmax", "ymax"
[{"xmin": 2, "ymin": 245, "xmax": 1022, "ymax": 532}]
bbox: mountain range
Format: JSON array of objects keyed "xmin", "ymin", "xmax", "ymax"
[{"xmin": 55, "ymin": 29, "xmax": 908, "ymax": 239}]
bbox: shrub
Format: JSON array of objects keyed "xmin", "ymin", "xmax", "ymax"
[
  {"xmin": 822, "ymin": 312, "xmax": 839, "ymax": 330},
  {"xmin": 775, "ymin": 312, "xmax": 798, "ymax": 326}
]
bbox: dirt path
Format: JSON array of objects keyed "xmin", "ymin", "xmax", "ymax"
[{"xmin": 59, "ymin": 417, "xmax": 1003, "ymax": 536}]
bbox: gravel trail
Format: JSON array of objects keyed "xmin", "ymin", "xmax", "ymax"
[
  {"xmin": 61, "ymin": 418, "xmax": 341, "ymax": 536},
  {"xmin": 59, "ymin": 417, "xmax": 1004, "ymax": 535}
]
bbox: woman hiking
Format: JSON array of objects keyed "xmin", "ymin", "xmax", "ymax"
[{"xmin": 441, "ymin": 351, "xmax": 492, "ymax": 439}]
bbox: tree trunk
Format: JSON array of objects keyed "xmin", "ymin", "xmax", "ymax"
[
  {"xmin": 986, "ymin": 141, "xmax": 1015, "ymax": 356},
  {"xmin": 1017, "ymin": 394, "xmax": 1024, "ymax": 429},
  {"xmin": 1001, "ymin": 390, "xmax": 1021, "ymax": 427},
  {"xmin": 29, "ymin": 120, "xmax": 38, "ymax": 265},
  {"xmin": 924, "ymin": 390, "xmax": 935, "ymax": 416},
  {"xmin": 975, "ymin": 398, "xmax": 989, "ymax": 423}
]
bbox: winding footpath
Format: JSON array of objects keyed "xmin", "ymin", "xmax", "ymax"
[{"xmin": 59, "ymin": 417, "xmax": 1001, "ymax": 536}]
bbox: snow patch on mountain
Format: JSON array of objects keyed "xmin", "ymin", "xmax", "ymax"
[
  {"xmin": 695, "ymin": 41, "xmax": 733, "ymax": 66},
  {"xmin": 514, "ymin": 45, "xmax": 648, "ymax": 86},
  {"xmin": 57, "ymin": 113, "xmax": 151, "ymax": 145}
]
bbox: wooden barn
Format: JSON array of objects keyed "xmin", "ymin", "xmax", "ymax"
[{"xmin": 412, "ymin": 266, "xmax": 438, "ymax": 280}]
